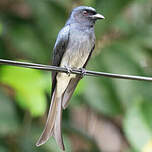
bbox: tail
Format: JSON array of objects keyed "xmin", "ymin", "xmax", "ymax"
[{"xmin": 36, "ymin": 87, "xmax": 65, "ymax": 150}]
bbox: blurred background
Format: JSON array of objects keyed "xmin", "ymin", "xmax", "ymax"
[{"xmin": 0, "ymin": 0, "xmax": 152, "ymax": 151}]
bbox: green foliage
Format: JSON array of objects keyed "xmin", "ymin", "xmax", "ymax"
[
  {"xmin": 0, "ymin": 66, "xmax": 48, "ymax": 117},
  {"xmin": 0, "ymin": 0, "xmax": 152, "ymax": 151}
]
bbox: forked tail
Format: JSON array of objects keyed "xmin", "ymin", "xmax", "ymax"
[{"xmin": 36, "ymin": 87, "xmax": 65, "ymax": 150}]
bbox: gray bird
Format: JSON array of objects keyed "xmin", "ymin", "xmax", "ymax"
[{"xmin": 36, "ymin": 6, "xmax": 104, "ymax": 151}]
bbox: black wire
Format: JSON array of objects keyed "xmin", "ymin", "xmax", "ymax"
[{"xmin": 0, "ymin": 59, "xmax": 152, "ymax": 82}]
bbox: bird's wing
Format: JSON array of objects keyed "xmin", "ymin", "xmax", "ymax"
[
  {"xmin": 83, "ymin": 44, "xmax": 95, "ymax": 68},
  {"xmin": 62, "ymin": 44, "xmax": 95, "ymax": 109},
  {"xmin": 51, "ymin": 25, "xmax": 70, "ymax": 97}
]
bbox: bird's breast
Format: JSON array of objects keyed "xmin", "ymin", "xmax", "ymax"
[{"xmin": 60, "ymin": 28, "xmax": 95, "ymax": 69}]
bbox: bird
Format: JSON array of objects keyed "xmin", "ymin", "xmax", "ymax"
[{"xmin": 36, "ymin": 6, "xmax": 104, "ymax": 151}]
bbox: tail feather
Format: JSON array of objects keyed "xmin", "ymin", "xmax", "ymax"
[
  {"xmin": 36, "ymin": 74, "xmax": 71, "ymax": 150},
  {"xmin": 36, "ymin": 88, "xmax": 59, "ymax": 146},
  {"xmin": 53, "ymin": 96, "xmax": 65, "ymax": 150}
]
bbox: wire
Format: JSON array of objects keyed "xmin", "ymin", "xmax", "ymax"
[{"xmin": 0, "ymin": 59, "xmax": 152, "ymax": 82}]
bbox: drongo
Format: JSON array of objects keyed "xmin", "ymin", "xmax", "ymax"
[{"xmin": 36, "ymin": 6, "xmax": 104, "ymax": 151}]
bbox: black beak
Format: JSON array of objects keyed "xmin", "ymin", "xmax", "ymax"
[{"xmin": 92, "ymin": 13, "xmax": 105, "ymax": 19}]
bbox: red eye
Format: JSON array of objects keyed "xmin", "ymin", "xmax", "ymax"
[{"xmin": 83, "ymin": 10, "xmax": 88, "ymax": 15}]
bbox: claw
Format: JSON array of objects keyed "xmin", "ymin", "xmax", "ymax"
[
  {"xmin": 64, "ymin": 66, "xmax": 72, "ymax": 76},
  {"xmin": 79, "ymin": 68, "xmax": 86, "ymax": 78}
]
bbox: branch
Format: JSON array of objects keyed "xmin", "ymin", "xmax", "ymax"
[{"xmin": 0, "ymin": 59, "xmax": 152, "ymax": 82}]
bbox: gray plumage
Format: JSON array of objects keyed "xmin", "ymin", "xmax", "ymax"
[{"xmin": 36, "ymin": 6, "xmax": 104, "ymax": 151}]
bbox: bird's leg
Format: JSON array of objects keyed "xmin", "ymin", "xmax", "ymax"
[
  {"xmin": 79, "ymin": 68, "xmax": 86, "ymax": 78},
  {"xmin": 64, "ymin": 65, "xmax": 72, "ymax": 76}
]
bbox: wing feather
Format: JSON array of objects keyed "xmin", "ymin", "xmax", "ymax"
[{"xmin": 51, "ymin": 25, "xmax": 70, "ymax": 97}]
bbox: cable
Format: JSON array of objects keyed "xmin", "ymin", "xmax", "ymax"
[{"xmin": 0, "ymin": 59, "xmax": 152, "ymax": 82}]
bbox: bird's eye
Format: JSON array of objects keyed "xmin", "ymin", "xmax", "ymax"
[{"xmin": 83, "ymin": 10, "xmax": 88, "ymax": 16}]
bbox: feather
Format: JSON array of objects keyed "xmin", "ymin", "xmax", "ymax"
[
  {"xmin": 51, "ymin": 25, "xmax": 70, "ymax": 97},
  {"xmin": 53, "ymin": 95, "xmax": 65, "ymax": 150},
  {"xmin": 62, "ymin": 76, "xmax": 81, "ymax": 109},
  {"xmin": 36, "ymin": 88, "xmax": 60, "ymax": 146}
]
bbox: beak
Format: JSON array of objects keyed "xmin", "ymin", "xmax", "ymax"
[{"xmin": 92, "ymin": 13, "xmax": 105, "ymax": 20}]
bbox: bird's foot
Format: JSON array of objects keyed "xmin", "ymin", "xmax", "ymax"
[
  {"xmin": 79, "ymin": 68, "xmax": 86, "ymax": 78},
  {"xmin": 64, "ymin": 66, "xmax": 72, "ymax": 76}
]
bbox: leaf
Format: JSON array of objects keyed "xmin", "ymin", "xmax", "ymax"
[{"xmin": 0, "ymin": 65, "xmax": 48, "ymax": 117}]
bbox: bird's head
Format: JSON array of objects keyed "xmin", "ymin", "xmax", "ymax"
[{"xmin": 66, "ymin": 6, "xmax": 104, "ymax": 27}]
